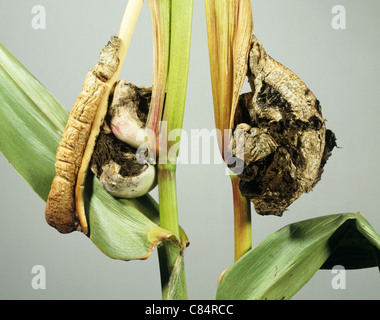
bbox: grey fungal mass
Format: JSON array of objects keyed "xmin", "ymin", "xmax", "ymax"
[{"xmin": 229, "ymin": 35, "xmax": 336, "ymax": 216}]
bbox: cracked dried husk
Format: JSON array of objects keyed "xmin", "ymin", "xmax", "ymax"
[
  {"xmin": 228, "ymin": 35, "xmax": 337, "ymax": 216},
  {"xmin": 45, "ymin": 36, "xmax": 121, "ymax": 233}
]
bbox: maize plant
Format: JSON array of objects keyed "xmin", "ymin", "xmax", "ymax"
[{"xmin": 0, "ymin": 0, "xmax": 379, "ymax": 301}]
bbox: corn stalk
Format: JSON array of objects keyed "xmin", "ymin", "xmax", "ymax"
[
  {"xmin": 148, "ymin": 0, "xmax": 194, "ymax": 300},
  {"xmin": 204, "ymin": 0, "xmax": 253, "ymax": 261}
]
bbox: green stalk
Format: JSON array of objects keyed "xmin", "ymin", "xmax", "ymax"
[
  {"xmin": 230, "ymin": 173, "xmax": 252, "ymax": 261},
  {"xmin": 154, "ymin": 0, "xmax": 193, "ymax": 300},
  {"xmin": 157, "ymin": 163, "xmax": 187, "ymax": 299}
]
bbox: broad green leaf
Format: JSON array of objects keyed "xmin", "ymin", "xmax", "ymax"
[
  {"xmin": 216, "ymin": 213, "xmax": 380, "ymax": 300},
  {"xmin": 0, "ymin": 43, "xmax": 176, "ymax": 261}
]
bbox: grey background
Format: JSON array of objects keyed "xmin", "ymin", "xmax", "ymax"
[{"xmin": 1, "ymin": 0, "xmax": 379, "ymax": 299}]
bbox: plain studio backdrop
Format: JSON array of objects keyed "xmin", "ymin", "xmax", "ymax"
[{"xmin": 0, "ymin": 0, "xmax": 379, "ymax": 299}]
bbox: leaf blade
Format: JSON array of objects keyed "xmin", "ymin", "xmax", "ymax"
[{"xmin": 216, "ymin": 213, "xmax": 380, "ymax": 300}]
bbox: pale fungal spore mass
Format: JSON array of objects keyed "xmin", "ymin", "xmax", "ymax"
[
  {"xmin": 108, "ymin": 80, "xmax": 151, "ymax": 148},
  {"xmin": 229, "ymin": 35, "xmax": 337, "ymax": 216},
  {"xmin": 91, "ymin": 82, "xmax": 157, "ymax": 199}
]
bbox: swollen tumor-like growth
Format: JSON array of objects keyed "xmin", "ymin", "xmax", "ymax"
[{"xmin": 229, "ymin": 35, "xmax": 336, "ymax": 216}]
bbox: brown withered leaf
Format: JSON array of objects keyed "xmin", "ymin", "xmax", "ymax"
[
  {"xmin": 45, "ymin": 36, "xmax": 120, "ymax": 234},
  {"xmin": 229, "ymin": 35, "xmax": 336, "ymax": 216}
]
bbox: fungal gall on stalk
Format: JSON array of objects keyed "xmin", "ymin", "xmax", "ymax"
[
  {"xmin": 229, "ymin": 35, "xmax": 337, "ymax": 216},
  {"xmin": 91, "ymin": 81, "xmax": 157, "ymax": 199}
]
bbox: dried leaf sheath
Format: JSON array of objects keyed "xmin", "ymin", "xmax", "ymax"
[
  {"xmin": 204, "ymin": 0, "xmax": 253, "ymax": 157},
  {"xmin": 45, "ymin": 37, "xmax": 120, "ymax": 234}
]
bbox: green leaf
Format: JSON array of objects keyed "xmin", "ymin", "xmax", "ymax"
[
  {"xmin": 0, "ymin": 43, "xmax": 175, "ymax": 261},
  {"xmin": 216, "ymin": 212, "xmax": 380, "ymax": 300},
  {"xmin": 0, "ymin": 45, "xmax": 66, "ymax": 200}
]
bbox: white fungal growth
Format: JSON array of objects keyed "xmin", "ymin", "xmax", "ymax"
[
  {"xmin": 109, "ymin": 80, "xmax": 149, "ymax": 148},
  {"xmin": 91, "ymin": 81, "xmax": 156, "ymax": 200},
  {"xmin": 99, "ymin": 160, "xmax": 156, "ymax": 198}
]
